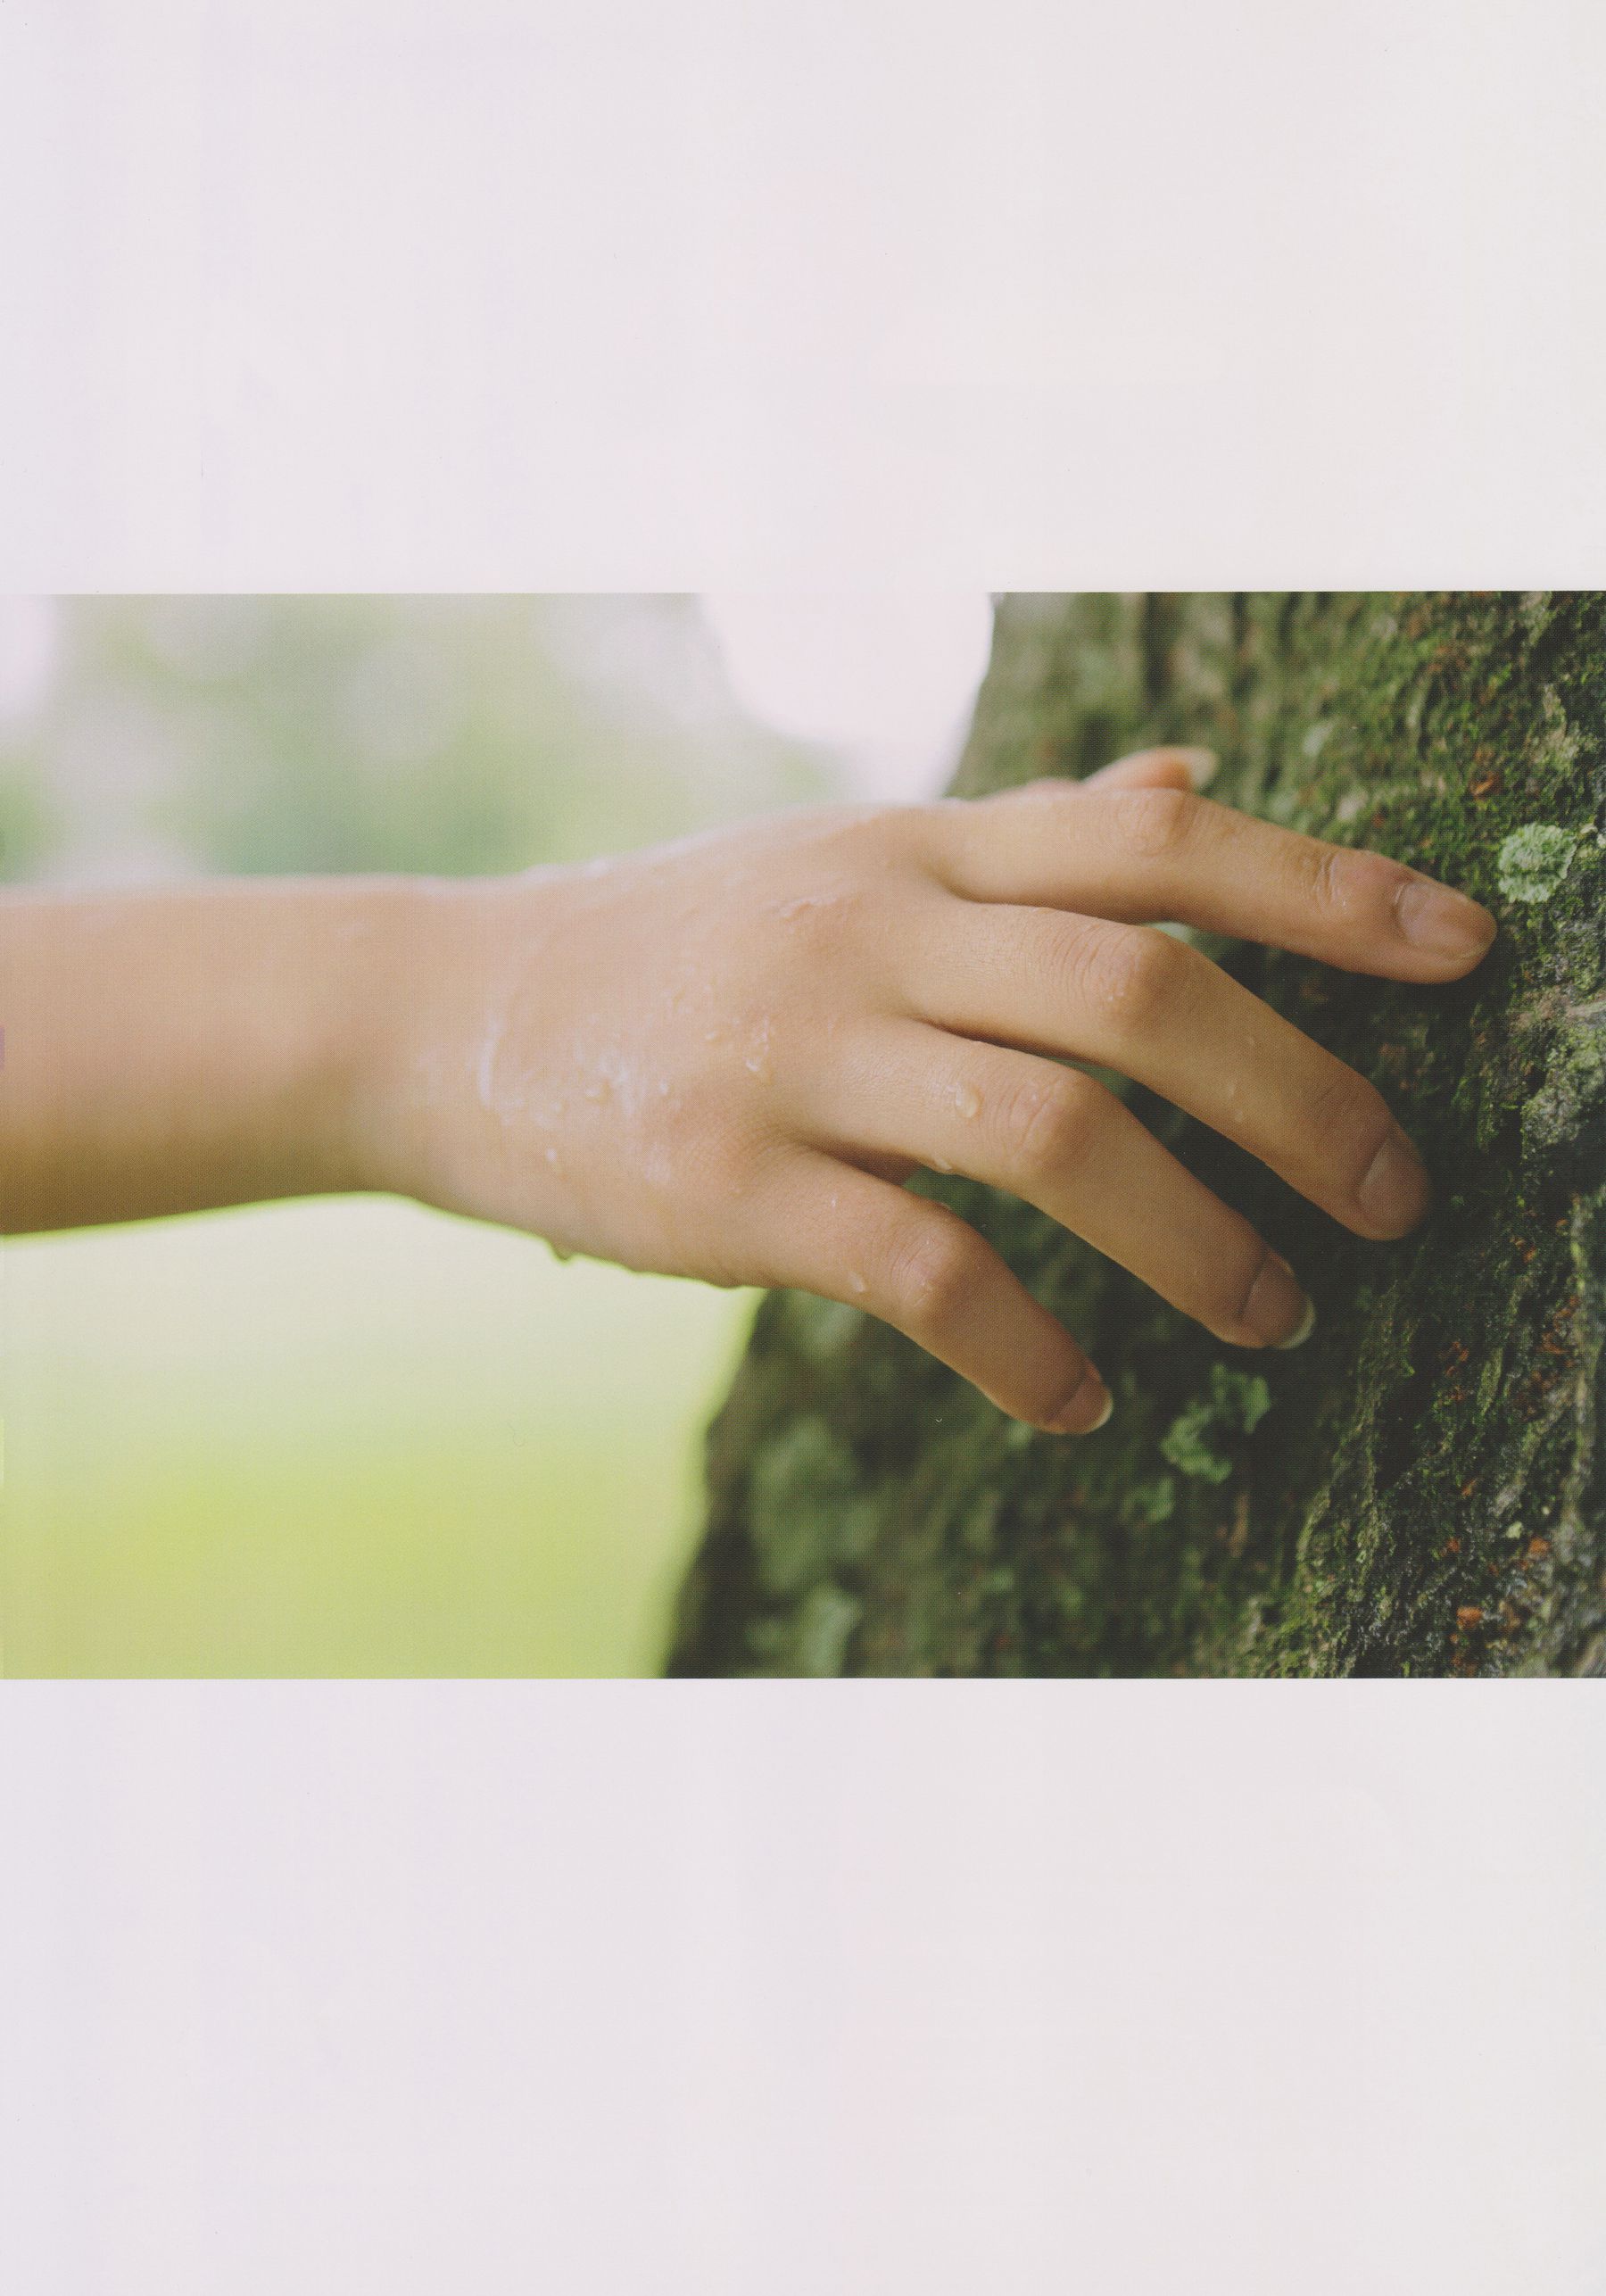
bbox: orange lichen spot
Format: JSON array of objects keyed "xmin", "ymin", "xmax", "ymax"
[
  {"xmin": 1469, "ymin": 767, "xmax": 1504, "ymax": 801},
  {"xmin": 1455, "ymin": 1604, "xmax": 1485, "ymax": 1631},
  {"xmin": 1444, "ymin": 1536, "xmax": 1461, "ymax": 1555}
]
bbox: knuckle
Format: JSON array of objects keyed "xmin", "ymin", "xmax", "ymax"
[
  {"xmin": 1302, "ymin": 841, "xmax": 1357, "ymax": 921},
  {"xmin": 1304, "ymin": 1062, "xmax": 1393, "ymax": 1182},
  {"xmin": 778, "ymin": 803, "xmax": 903, "ymax": 890},
  {"xmin": 1070, "ymin": 923, "xmax": 1184, "ymax": 1032},
  {"xmin": 1111, "ymin": 785, "xmax": 1201, "ymax": 861},
  {"xmin": 998, "ymin": 1066, "xmax": 1105, "ymax": 1181},
  {"xmin": 842, "ymin": 801, "xmax": 923, "ymax": 868},
  {"xmin": 884, "ymin": 1214, "xmax": 985, "ymax": 1338}
]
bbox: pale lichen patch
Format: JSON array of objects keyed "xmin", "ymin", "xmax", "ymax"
[{"xmin": 1496, "ymin": 823, "xmax": 1579, "ymax": 905}]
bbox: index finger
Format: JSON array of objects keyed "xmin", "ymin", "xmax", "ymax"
[{"xmin": 922, "ymin": 782, "xmax": 1497, "ymax": 982}]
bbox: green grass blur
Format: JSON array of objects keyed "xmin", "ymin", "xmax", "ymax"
[{"xmin": 1, "ymin": 1198, "xmax": 757, "ymax": 1676}]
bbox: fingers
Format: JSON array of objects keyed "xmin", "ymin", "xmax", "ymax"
[
  {"xmin": 762, "ymin": 1148, "xmax": 1112, "ymax": 1433},
  {"xmin": 803, "ymin": 1020, "xmax": 1314, "ymax": 1349},
  {"xmin": 1076, "ymin": 745, "xmax": 1218, "ymax": 794},
  {"xmin": 921, "ymin": 782, "xmax": 1496, "ymax": 982},
  {"xmin": 908, "ymin": 902, "xmax": 1433, "ymax": 1240}
]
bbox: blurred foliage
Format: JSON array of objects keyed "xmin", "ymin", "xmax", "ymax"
[
  {"xmin": 0, "ymin": 594, "xmax": 834, "ymax": 885},
  {"xmin": 0, "ymin": 766, "xmax": 57, "ymax": 880}
]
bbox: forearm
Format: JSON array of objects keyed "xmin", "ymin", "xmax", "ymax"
[{"xmin": 0, "ymin": 876, "xmax": 422, "ymax": 1233}]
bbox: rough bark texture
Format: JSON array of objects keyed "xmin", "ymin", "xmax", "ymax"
[{"xmin": 669, "ymin": 594, "xmax": 1606, "ymax": 1678}]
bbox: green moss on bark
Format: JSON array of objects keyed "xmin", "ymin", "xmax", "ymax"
[{"xmin": 669, "ymin": 593, "xmax": 1606, "ymax": 1678}]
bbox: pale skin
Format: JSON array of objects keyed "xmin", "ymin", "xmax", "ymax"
[{"xmin": 0, "ymin": 747, "xmax": 1497, "ymax": 1434}]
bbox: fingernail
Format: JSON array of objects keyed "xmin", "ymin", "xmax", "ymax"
[
  {"xmin": 1276, "ymin": 1291, "xmax": 1317, "ymax": 1348},
  {"xmin": 1242, "ymin": 1253, "xmax": 1315, "ymax": 1347},
  {"xmin": 1394, "ymin": 878, "xmax": 1497, "ymax": 960},
  {"xmin": 1275, "ymin": 1295, "xmax": 1321, "ymax": 1340},
  {"xmin": 1357, "ymin": 1125, "xmax": 1432, "ymax": 1233},
  {"xmin": 1047, "ymin": 1372, "xmax": 1113, "ymax": 1435},
  {"xmin": 1176, "ymin": 746, "xmax": 1219, "ymax": 792}
]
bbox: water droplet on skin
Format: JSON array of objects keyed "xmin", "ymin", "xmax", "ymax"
[
  {"xmin": 475, "ymin": 1012, "xmax": 509, "ymax": 1114},
  {"xmin": 928, "ymin": 1155, "xmax": 955, "ymax": 1174},
  {"xmin": 848, "ymin": 1270, "xmax": 869, "ymax": 1295},
  {"xmin": 550, "ymin": 1242, "xmax": 575, "ymax": 1264},
  {"xmin": 955, "ymin": 1082, "xmax": 981, "ymax": 1120},
  {"xmin": 742, "ymin": 1015, "xmax": 775, "ymax": 1084},
  {"xmin": 543, "ymin": 1146, "xmax": 561, "ymax": 1169}
]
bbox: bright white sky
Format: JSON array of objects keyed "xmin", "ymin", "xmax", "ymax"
[
  {"xmin": 0, "ymin": 595, "xmax": 61, "ymax": 727},
  {"xmin": 7, "ymin": 2, "xmax": 1601, "ymax": 591},
  {"xmin": 700, "ymin": 590, "xmax": 994, "ymax": 801}
]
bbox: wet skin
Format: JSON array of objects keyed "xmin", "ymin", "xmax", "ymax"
[{"xmin": 366, "ymin": 745, "xmax": 1496, "ymax": 1434}]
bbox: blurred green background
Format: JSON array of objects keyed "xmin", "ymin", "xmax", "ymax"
[{"xmin": 0, "ymin": 595, "xmax": 853, "ymax": 1676}]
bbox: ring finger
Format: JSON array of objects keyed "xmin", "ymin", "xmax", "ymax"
[
  {"xmin": 906, "ymin": 899, "xmax": 1432, "ymax": 1240},
  {"xmin": 803, "ymin": 1017, "xmax": 1314, "ymax": 1348}
]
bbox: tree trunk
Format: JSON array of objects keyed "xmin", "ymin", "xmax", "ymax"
[{"xmin": 668, "ymin": 593, "xmax": 1606, "ymax": 1678}]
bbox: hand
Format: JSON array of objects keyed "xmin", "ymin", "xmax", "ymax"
[{"xmin": 368, "ymin": 748, "xmax": 1496, "ymax": 1434}]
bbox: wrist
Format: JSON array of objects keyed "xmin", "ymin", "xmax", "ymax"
[
  {"xmin": 332, "ymin": 874, "xmax": 458, "ymax": 1199},
  {"xmin": 344, "ymin": 863, "xmax": 591, "ymax": 1223}
]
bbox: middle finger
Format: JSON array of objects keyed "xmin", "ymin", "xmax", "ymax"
[{"xmin": 907, "ymin": 899, "xmax": 1431, "ymax": 1239}]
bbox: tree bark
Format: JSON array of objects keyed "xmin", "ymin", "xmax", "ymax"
[{"xmin": 668, "ymin": 593, "xmax": 1606, "ymax": 1678}]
